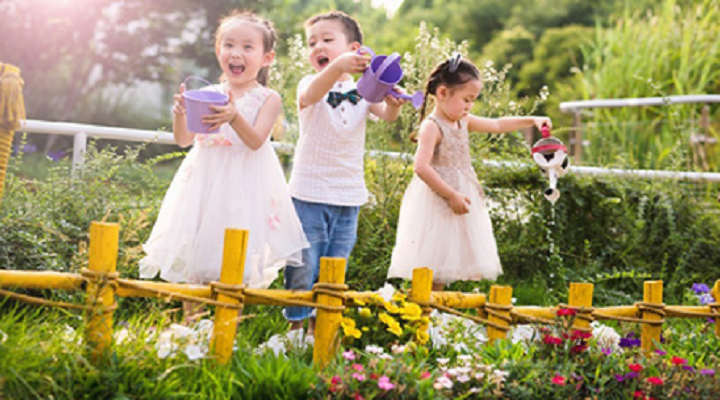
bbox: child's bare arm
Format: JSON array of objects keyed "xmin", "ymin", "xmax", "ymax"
[
  {"xmin": 299, "ymin": 52, "xmax": 369, "ymax": 110},
  {"xmin": 204, "ymin": 91, "xmax": 282, "ymax": 150},
  {"xmin": 172, "ymin": 84, "xmax": 195, "ymax": 148},
  {"xmin": 414, "ymin": 121, "xmax": 471, "ymax": 214},
  {"xmin": 466, "ymin": 115, "xmax": 552, "ymax": 134}
]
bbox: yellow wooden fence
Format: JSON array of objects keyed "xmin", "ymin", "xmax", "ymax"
[{"xmin": 1, "ymin": 221, "xmax": 719, "ymax": 368}]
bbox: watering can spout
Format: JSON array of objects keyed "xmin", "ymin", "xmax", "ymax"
[{"xmin": 356, "ymin": 46, "xmax": 424, "ymax": 109}]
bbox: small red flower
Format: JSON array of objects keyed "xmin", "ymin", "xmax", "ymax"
[
  {"xmin": 634, "ymin": 391, "xmax": 644, "ymax": 398},
  {"xmin": 370, "ymin": 373, "xmax": 379, "ymax": 380},
  {"xmin": 354, "ymin": 393, "xmax": 364, "ymax": 400},
  {"xmin": 557, "ymin": 308, "xmax": 576, "ymax": 316},
  {"xmin": 552, "ymin": 376, "xmax": 566, "ymax": 385},
  {"xmin": 331, "ymin": 376, "xmax": 342, "ymax": 385},
  {"xmin": 671, "ymin": 356, "xmax": 687, "ymax": 366},
  {"xmin": 571, "ymin": 330, "xmax": 593, "ymax": 340},
  {"xmin": 628, "ymin": 363, "xmax": 644, "ymax": 373},
  {"xmin": 420, "ymin": 371, "xmax": 431, "ymax": 380},
  {"xmin": 647, "ymin": 376, "xmax": 664, "ymax": 385},
  {"xmin": 543, "ymin": 335, "xmax": 563, "ymax": 345},
  {"xmin": 570, "ymin": 344, "xmax": 589, "ymax": 354}
]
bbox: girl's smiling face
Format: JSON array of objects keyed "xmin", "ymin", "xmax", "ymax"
[
  {"xmin": 436, "ymin": 79, "xmax": 483, "ymax": 122},
  {"xmin": 216, "ymin": 20, "xmax": 274, "ymax": 87},
  {"xmin": 305, "ymin": 19, "xmax": 358, "ymax": 72}
]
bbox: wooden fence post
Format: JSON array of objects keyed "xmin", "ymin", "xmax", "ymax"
[
  {"xmin": 85, "ymin": 221, "xmax": 119, "ymax": 364},
  {"xmin": 410, "ymin": 267, "xmax": 433, "ymax": 338},
  {"xmin": 641, "ymin": 280, "xmax": 663, "ymax": 352},
  {"xmin": 569, "ymin": 283, "xmax": 594, "ymax": 331},
  {"xmin": 488, "ymin": 285, "xmax": 513, "ymax": 344},
  {"xmin": 211, "ymin": 228, "xmax": 248, "ymax": 365},
  {"xmin": 713, "ymin": 280, "xmax": 720, "ymax": 339},
  {"xmin": 313, "ymin": 257, "xmax": 346, "ymax": 368}
]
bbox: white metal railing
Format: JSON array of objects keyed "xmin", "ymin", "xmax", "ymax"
[
  {"xmin": 16, "ymin": 119, "xmax": 720, "ymax": 183},
  {"xmin": 560, "ymin": 95, "xmax": 720, "ymax": 112}
]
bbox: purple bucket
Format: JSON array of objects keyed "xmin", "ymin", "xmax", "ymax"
[{"xmin": 182, "ymin": 76, "xmax": 229, "ymax": 134}]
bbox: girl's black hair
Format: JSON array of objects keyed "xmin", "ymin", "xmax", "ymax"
[
  {"xmin": 216, "ymin": 11, "xmax": 276, "ymax": 86},
  {"xmin": 410, "ymin": 57, "xmax": 481, "ymax": 141}
]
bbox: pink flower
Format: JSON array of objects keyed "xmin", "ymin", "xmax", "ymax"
[
  {"xmin": 543, "ymin": 335, "xmax": 563, "ymax": 345},
  {"xmin": 352, "ymin": 372, "xmax": 366, "ymax": 381},
  {"xmin": 353, "ymin": 393, "xmax": 364, "ymax": 400},
  {"xmin": 420, "ymin": 371, "xmax": 431, "ymax": 380},
  {"xmin": 671, "ymin": 356, "xmax": 687, "ymax": 366},
  {"xmin": 552, "ymin": 376, "xmax": 566, "ymax": 385},
  {"xmin": 378, "ymin": 376, "xmax": 395, "ymax": 390},
  {"xmin": 647, "ymin": 376, "xmax": 664, "ymax": 385},
  {"xmin": 557, "ymin": 308, "xmax": 576, "ymax": 317},
  {"xmin": 343, "ymin": 350, "xmax": 356, "ymax": 360},
  {"xmin": 634, "ymin": 391, "xmax": 644, "ymax": 398},
  {"xmin": 352, "ymin": 363, "xmax": 364, "ymax": 372},
  {"xmin": 331, "ymin": 376, "xmax": 342, "ymax": 385},
  {"xmin": 628, "ymin": 363, "xmax": 644, "ymax": 373}
]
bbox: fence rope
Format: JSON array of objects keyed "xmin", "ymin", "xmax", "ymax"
[
  {"xmin": 413, "ymin": 300, "xmax": 511, "ymax": 332},
  {"xmin": 593, "ymin": 302, "xmax": 666, "ymax": 325},
  {"xmin": 116, "ymin": 279, "xmax": 243, "ymax": 310},
  {"xmin": 665, "ymin": 304, "xmax": 719, "ymax": 319}
]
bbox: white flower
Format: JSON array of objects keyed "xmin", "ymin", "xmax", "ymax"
[
  {"xmin": 377, "ymin": 282, "xmax": 395, "ymax": 303},
  {"xmin": 457, "ymin": 375, "xmax": 471, "ymax": 383},
  {"xmin": 592, "ymin": 323, "xmax": 620, "ymax": 349},
  {"xmin": 457, "ymin": 354, "xmax": 472, "ymax": 363},
  {"xmin": 258, "ymin": 333, "xmax": 286, "ymax": 356},
  {"xmin": 453, "ymin": 342, "xmax": 469, "ymax": 353},
  {"xmin": 184, "ymin": 344, "xmax": 205, "ymax": 360},
  {"xmin": 511, "ymin": 325, "xmax": 538, "ymax": 344},
  {"xmin": 61, "ymin": 324, "xmax": 82, "ymax": 346},
  {"xmin": 434, "ymin": 376, "xmax": 454, "ymax": 389},
  {"xmin": 168, "ymin": 323, "xmax": 194, "ymax": 339},
  {"xmin": 378, "ymin": 353, "xmax": 393, "ymax": 360},
  {"xmin": 475, "ymin": 372, "xmax": 485, "ymax": 380},
  {"xmin": 390, "ymin": 344, "xmax": 405, "ymax": 354},
  {"xmin": 437, "ymin": 358, "xmax": 450, "ymax": 365},
  {"xmin": 366, "ymin": 344, "xmax": 384, "ymax": 354},
  {"xmin": 156, "ymin": 340, "xmax": 176, "ymax": 359},
  {"xmin": 114, "ymin": 328, "xmax": 132, "ymax": 345},
  {"xmin": 470, "ymin": 387, "xmax": 480, "ymax": 393},
  {"xmin": 0, "ymin": 330, "xmax": 7, "ymax": 344}
]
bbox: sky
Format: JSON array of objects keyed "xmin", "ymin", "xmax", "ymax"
[{"xmin": 371, "ymin": 0, "xmax": 404, "ymax": 17}]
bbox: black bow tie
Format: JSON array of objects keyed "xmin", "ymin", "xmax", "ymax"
[{"xmin": 327, "ymin": 89, "xmax": 362, "ymax": 108}]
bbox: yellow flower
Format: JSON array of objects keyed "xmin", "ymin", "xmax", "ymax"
[
  {"xmin": 345, "ymin": 327, "xmax": 362, "ymax": 339},
  {"xmin": 379, "ymin": 312, "xmax": 398, "ymax": 327},
  {"xmin": 420, "ymin": 316, "xmax": 430, "ymax": 325},
  {"xmin": 416, "ymin": 330, "xmax": 430, "ymax": 345},
  {"xmin": 401, "ymin": 302, "xmax": 422, "ymax": 321},
  {"xmin": 362, "ymin": 327, "xmax": 369, "ymax": 332},
  {"xmin": 387, "ymin": 322, "xmax": 403, "ymax": 337},
  {"xmin": 353, "ymin": 297, "xmax": 366, "ymax": 306},
  {"xmin": 359, "ymin": 308, "xmax": 372, "ymax": 318},
  {"xmin": 384, "ymin": 302, "xmax": 402, "ymax": 314},
  {"xmin": 341, "ymin": 317, "xmax": 356, "ymax": 330},
  {"xmin": 392, "ymin": 292, "xmax": 407, "ymax": 302}
]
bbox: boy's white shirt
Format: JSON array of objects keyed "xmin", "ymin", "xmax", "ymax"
[{"xmin": 289, "ymin": 74, "xmax": 372, "ymax": 206}]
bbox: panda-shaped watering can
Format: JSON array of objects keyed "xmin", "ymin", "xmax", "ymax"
[{"xmin": 531, "ymin": 124, "xmax": 570, "ymax": 204}]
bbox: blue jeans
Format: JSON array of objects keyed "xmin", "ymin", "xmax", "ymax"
[{"xmin": 284, "ymin": 198, "xmax": 360, "ymax": 321}]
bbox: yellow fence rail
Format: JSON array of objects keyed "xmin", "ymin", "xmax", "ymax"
[{"xmin": 1, "ymin": 221, "xmax": 719, "ymax": 367}]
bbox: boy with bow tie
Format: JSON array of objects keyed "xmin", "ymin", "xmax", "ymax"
[{"xmin": 285, "ymin": 10, "xmax": 407, "ymax": 335}]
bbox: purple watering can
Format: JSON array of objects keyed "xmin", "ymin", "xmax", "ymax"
[
  {"xmin": 182, "ymin": 76, "xmax": 229, "ymax": 134},
  {"xmin": 356, "ymin": 47, "xmax": 424, "ymax": 109}
]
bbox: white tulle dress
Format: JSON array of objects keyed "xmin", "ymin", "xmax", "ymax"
[
  {"xmin": 139, "ymin": 85, "xmax": 308, "ymax": 288},
  {"xmin": 388, "ymin": 115, "xmax": 502, "ymax": 283}
]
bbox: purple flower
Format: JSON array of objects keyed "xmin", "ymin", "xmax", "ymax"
[
  {"xmin": 709, "ymin": 318, "xmax": 716, "ymax": 324},
  {"xmin": 624, "ymin": 372, "xmax": 639, "ymax": 380},
  {"xmin": 601, "ymin": 347, "xmax": 612, "ymax": 356},
  {"xmin": 683, "ymin": 366, "xmax": 695, "ymax": 372},
  {"xmin": 619, "ymin": 333, "xmax": 641, "ymax": 348},
  {"xmin": 698, "ymin": 293, "xmax": 715, "ymax": 305},
  {"xmin": 692, "ymin": 283, "xmax": 710, "ymax": 294},
  {"xmin": 615, "ymin": 374, "xmax": 625, "ymax": 382},
  {"xmin": 48, "ymin": 150, "xmax": 66, "ymax": 161},
  {"xmin": 700, "ymin": 369, "xmax": 715, "ymax": 376},
  {"xmin": 655, "ymin": 349, "xmax": 667, "ymax": 356},
  {"xmin": 13, "ymin": 143, "xmax": 38, "ymax": 154}
]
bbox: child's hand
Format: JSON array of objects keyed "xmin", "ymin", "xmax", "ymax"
[
  {"xmin": 333, "ymin": 52, "xmax": 370, "ymax": 74},
  {"xmin": 447, "ymin": 192, "xmax": 471, "ymax": 214},
  {"xmin": 173, "ymin": 84, "xmax": 186, "ymax": 116},
  {"xmin": 533, "ymin": 117, "xmax": 552, "ymax": 130},
  {"xmin": 204, "ymin": 91, "xmax": 239, "ymax": 132},
  {"xmin": 383, "ymin": 86, "xmax": 408, "ymax": 108}
]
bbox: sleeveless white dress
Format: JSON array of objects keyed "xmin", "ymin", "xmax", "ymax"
[
  {"xmin": 388, "ymin": 115, "xmax": 502, "ymax": 283},
  {"xmin": 140, "ymin": 85, "xmax": 308, "ymax": 288}
]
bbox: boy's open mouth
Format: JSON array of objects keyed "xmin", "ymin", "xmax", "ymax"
[
  {"xmin": 229, "ymin": 64, "xmax": 245, "ymax": 75},
  {"xmin": 317, "ymin": 56, "xmax": 329, "ymax": 68}
]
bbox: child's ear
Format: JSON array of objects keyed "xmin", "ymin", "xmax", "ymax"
[
  {"xmin": 263, "ymin": 50, "xmax": 276, "ymax": 67},
  {"xmin": 436, "ymin": 86, "xmax": 448, "ymax": 100},
  {"xmin": 349, "ymin": 42, "xmax": 361, "ymax": 52}
]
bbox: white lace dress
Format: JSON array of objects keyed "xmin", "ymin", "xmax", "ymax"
[
  {"xmin": 388, "ymin": 115, "xmax": 502, "ymax": 283},
  {"xmin": 140, "ymin": 85, "xmax": 308, "ymax": 288}
]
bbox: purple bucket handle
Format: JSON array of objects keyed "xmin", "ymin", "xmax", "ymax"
[
  {"xmin": 182, "ymin": 76, "xmax": 229, "ymax": 134},
  {"xmin": 357, "ymin": 46, "xmax": 376, "ymax": 59},
  {"xmin": 389, "ymin": 89, "xmax": 425, "ymax": 109}
]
